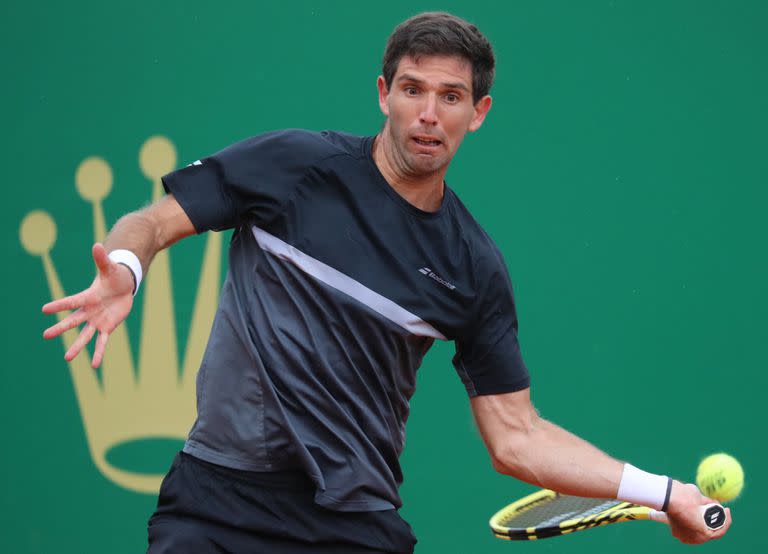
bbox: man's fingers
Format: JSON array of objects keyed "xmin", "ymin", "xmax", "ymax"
[
  {"xmin": 42, "ymin": 290, "xmax": 87, "ymax": 314},
  {"xmin": 43, "ymin": 309, "xmax": 87, "ymax": 339},
  {"xmin": 91, "ymin": 330, "xmax": 110, "ymax": 368},
  {"xmin": 92, "ymin": 243, "xmax": 113, "ymax": 275},
  {"xmin": 65, "ymin": 323, "xmax": 96, "ymax": 362}
]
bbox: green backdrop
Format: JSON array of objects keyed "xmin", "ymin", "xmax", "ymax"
[{"xmin": 3, "ymin": 0, "xmax": 764, "ymax": 552}]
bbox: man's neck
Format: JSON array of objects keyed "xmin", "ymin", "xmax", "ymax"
[{"xmin": 372, "ymin": 133, "xmax": 446, "ymax": 213}]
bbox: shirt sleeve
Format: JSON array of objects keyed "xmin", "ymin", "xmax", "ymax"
[
  {"xmin": 161, "ymin": 129, "xmax": 318, "ymax": 233},
  {"xmin": 452, "ymin": 245, "xmax": 530, "ymax": 397}
]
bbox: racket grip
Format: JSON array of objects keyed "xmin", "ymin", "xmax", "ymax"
[
  {"xmin": 648, "ymin": 503, "xmax": 726, "ymax": 530},
  {"xmin": 700, "ymin": 503, "xmax": 727, "ymax": 530}
]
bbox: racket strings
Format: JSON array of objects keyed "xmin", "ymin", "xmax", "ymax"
[{"xmin": 499, "ymin": 496, "xmax": 620, "ymax": 528}]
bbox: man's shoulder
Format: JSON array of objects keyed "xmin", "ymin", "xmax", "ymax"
[
  {"xmin": 253, "ymin": 128, "xmax": 368, "ymax": 161},
  {"xmin": 214, "ymin": 129, "xmax": 370, "ymax": 177},
  {"xmin": 446, "ymin": 189, "xmax": 492, "ymax": 243},
  {"xmin": 317, "ymin": 129, "xmax": 370, "ymax": 159},
  {"xmin": 446, "ymin": 188, "xmax": 508, "ymax": 268}
]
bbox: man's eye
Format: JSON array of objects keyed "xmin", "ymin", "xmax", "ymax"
[
  {"xmin": 405, "ymin": 87, "xmax": 418, "ymax": 95},
  {"xmin": 445, "ymin": 94, "xmax": 459, "ymax": 103}
]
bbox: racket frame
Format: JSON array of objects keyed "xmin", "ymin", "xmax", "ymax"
[{"xmin": 490, "ymin": 489, "xmax": 652, "ymax": 541}]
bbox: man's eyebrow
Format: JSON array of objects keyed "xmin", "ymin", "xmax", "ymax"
[{"xmin": 396, "ymin": 73, "xmax": 471, "ymax": 92}]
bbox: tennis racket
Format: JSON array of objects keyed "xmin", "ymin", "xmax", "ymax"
[{"xmin": 490, "ymin": 488, "xmax": 726, "ymax": 541}]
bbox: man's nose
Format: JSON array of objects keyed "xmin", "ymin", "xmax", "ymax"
[{"xmin": 419, "ymin": 94, "xmax": 439, "ymax": 125}]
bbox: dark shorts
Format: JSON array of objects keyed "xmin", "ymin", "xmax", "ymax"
[{"xmin": 147, "ymin": 452, "xmax": 416, "ymax": 554}]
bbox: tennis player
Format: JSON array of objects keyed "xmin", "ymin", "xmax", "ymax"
[{"xmin": 42, "ymin": 12, "xmax": 730, "ymax": 553}]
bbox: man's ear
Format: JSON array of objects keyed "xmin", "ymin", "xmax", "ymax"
[
  {"xmin": 468, "ymin": 95, "xmax": 492, "ymax": 132},
  {"xmin": 377, "ymin": 75, "xmax": 390, "ymax": 117}
]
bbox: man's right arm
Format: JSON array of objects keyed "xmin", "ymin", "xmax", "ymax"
[
  {"xmin": 42, "ymin": 194, "xmax": 196, "ymax": 367},
  {"xmin": 103, "ymin": 193, "xmax": 197, "ymax": 274}
]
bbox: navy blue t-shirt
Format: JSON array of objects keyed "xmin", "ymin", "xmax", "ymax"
[{"xmin": 162, "ymin": 129, "xmax": 529, "ymax": 512}]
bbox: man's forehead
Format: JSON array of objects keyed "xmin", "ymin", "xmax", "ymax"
[{"xmin": 393, "ymin": 54, "xmax": 472, "ymax": 87}]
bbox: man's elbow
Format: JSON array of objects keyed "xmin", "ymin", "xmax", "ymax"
[
  {"xmin": 472, "ymin": 390, "xmax": 544, "ymax": 482},
  {"xmin": 487, "ymin": 415, "xmax": 543, "ymax": 483},
  {"xmin": 489, "ymin": 434, "xmax": 528, "ymax": 477}
]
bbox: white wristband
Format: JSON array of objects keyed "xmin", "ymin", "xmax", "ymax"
[
  {"xmin": 108, "ymin": 249, "xmax": 143, "ymax": 296},
  {"xmin": 617, "ymin": 463, "xmax": 672, "ymax": 511}
]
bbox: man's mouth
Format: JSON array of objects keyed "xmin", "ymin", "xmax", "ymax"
[{"xmin": 413, "ymin": 136, "xmax": 442, "ymax": 147}]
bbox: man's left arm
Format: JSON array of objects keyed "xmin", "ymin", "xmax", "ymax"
[
  {"xmin": 471, "ymin": 387, "xmax": 621, "ymax": 496},
  {"xmin": 471, "ymin": 388, "xmax": 732, "ymax": 544}
]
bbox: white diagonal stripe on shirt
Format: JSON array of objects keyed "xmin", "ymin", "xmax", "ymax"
[{"xmin": 252, "ymin": 226, "xmax": 447, "ymax": 340}]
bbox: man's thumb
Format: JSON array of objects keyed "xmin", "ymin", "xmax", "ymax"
[{"xmin": 92, "ymin": 243, "xmax": 112, "ymax": 274}]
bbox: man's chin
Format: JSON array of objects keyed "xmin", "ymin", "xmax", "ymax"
[{"xmin": 407, "ymin": 154, "xmax": 447, "ymax": 175}]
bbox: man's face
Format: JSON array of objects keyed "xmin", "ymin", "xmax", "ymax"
[{"xmin": 377, "ymin": 54, "xmax": 492, "ymax": 177}]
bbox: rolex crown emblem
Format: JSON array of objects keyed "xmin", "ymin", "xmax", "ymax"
[{"xmin": 20, "ymin": 136, "xmax": 222, "ymax": 494}]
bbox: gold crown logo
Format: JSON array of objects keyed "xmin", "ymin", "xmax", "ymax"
[{"xmin": 20, "ymin": 136, "xmax": 222, "ymax": 494}]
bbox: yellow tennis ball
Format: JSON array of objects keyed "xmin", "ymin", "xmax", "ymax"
[{"xmin": 696, "ymin": 453, "xmax": 744, "ymax": 503}]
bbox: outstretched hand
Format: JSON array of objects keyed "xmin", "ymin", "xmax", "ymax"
[{"xmin": 42, "ymin": 243, "xmax": 136, "ymax": 368}]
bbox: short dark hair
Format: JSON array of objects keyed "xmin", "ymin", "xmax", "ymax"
[{"xmin": 382, "ymin": 12, "xmax": 495, "ymax": 104}]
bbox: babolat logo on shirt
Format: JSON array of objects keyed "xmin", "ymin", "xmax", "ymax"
[{"xmin": 418, "ymin": 267, "xmax": 456, "ymax": 290}]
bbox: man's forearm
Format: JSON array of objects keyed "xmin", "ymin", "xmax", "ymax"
[
  {"xmin": 102, "ymin": 208, "xmax": 164, "ymax": 276},
  {"xmin": 492, "ymin": 416, "xmax": 624, "ymax": 499},
  {"xmin": 101, "ymin": 195, "xmax": 196, "ymax": 277}
]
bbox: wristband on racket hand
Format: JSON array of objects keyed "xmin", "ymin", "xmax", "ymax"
[
  {"xmin": 108, "ymin": 249, "xmax": 143, "ymax": 296},
  {"xmin": 617, "ymin": 463, "xmax": 673, "ymax": 512}
]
